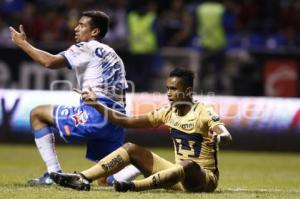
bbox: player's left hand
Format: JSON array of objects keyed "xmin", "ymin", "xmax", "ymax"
[
  {"xmin": 82, "ymin": 87, "xmax": 97, "ymax": 105},
  {"xmin": 9, "ymin": 25, "xmax": 27, "ymax": 47}
]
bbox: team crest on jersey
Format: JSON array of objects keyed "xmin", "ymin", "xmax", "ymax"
[
  {"xmin": 212, "ymin": 115, "xmax": 220, "ymax": 122},
  {"xmin": 207, "ymin": 108, "xmax": 220, "ymax": 122},
  {"xmin": 71, "ymin": 111, "xmax": 88, "ymax": 126}
]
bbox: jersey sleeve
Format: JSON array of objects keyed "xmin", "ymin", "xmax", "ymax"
[
  {"xmin": 203, "ymin": 105, "xmax": 223, "ymax": 130},
  {"xmin": 147, "ymin": 106, "xmax": 170, "ymax": 127},
  {"xmin": 59, "ymin": 43, "xmax": 91, "ymax": 69}
]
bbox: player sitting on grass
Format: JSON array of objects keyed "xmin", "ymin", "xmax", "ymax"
[{"xmin": 50, "ymin": 68, "xmax": 232, "ymax": 192}]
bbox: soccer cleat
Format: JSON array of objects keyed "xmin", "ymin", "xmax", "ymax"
[
  {"xmin": 50, "ymin": 172, "xmax": 91, "ymax": 191},
  {"xmin": 27, "ymin": 172, "xmax": 54, "ymax": 186},
  {"xmin": 113, "ymin": 180, "xmax": 135, "ymax": 192}
]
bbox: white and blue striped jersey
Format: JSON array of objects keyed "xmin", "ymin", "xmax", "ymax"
[{"xmin": 60, "ymin": 40, "xmax": 128, "ymax": 106}]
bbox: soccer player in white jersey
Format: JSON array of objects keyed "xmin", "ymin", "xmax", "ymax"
[{"xmin": 9, "ymin": 10, "xmax": 139, "ymax": 185}]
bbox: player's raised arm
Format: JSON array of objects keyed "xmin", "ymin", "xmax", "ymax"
[
  {"xmin": 82, "ymin": 88, "xmax": 153, "ymax": 128},
  {"xmin": 9, "ymin": 25, "xmax": 65, "ymax": 69}
]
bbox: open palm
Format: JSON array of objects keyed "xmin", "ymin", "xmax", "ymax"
[{"xmin": 9, "ymin": 25, "xmax": 27, "ymax": 47}]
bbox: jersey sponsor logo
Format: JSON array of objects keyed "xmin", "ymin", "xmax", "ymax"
[
  {"xmin": 170, "ymin": 119, "xmax": 194, "ymax": 130},
  {"xmin": 71, "ymin": 110, "xmax": 88, "ymax": 126},
  {"xmin": 180, "ymin": 123, "xmax": 194, "ymax": 130}
]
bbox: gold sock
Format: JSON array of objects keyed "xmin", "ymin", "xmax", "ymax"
[
  {"xmin": 81, "ymin": 147, "xmax": 130, "ymax": 180},
  {"xmin": 133, "ymin": 164, "xmax": 185, "ymax": 191}
]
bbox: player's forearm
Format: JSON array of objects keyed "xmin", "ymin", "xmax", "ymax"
[
  {"xmin": 92, "ymin": 102, "xmax": 138, "ymax": 128},
  {"xmin": 18, "ymin": 41, "xmax": 60, "ymax": 68},
  {"xmin": 92, "ymin": 102, "xmax": 152, "ymax": 128}
]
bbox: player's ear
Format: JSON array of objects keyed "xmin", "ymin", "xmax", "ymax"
[
  {"xmin": 186, "ymin": 87, "xmax": 193, "ymax": 98},
  {"xmin": 91, "ymin": 28, "xmax": 100, "ymax": 37}
]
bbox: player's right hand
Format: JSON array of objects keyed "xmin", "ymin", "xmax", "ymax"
[
  {"xmin": 9, "ymin": 25, "xmax": 27, "ymax": 47},
  {"xmin": 82, "ymin": 87, "xmax": 97, "ymax": 105}
]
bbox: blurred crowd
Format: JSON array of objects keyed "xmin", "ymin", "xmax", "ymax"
[
  {"xmin": 1, "ymin": 0, "xmax": 300, "ymax": 49},
  {"xmin": 1, "ymin": 0, "xmax": 300, "ymax": 94}
]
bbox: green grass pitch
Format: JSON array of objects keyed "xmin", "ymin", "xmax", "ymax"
[{"xmin": 0, "ymin": 144, "xmax": 299, "ymax": 199}]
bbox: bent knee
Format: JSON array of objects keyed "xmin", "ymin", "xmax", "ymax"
[
  {"xmin": 30, "ymin": 106, "xmax": 42, "ymax": 121},
  {"xmin": 122, "ymin": 142, "xmax": 138, "ymax": 152},
  {"xmin": 30, "ymin": 105, "xmax": 54, "ymax": 128},
  {"xmin": 180, "ymin": 160, "xmax": 200, "ymax": 173}
]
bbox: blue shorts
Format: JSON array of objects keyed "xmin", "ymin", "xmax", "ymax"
[{"xmin": 53, "ymin": 97, "xmax": 125, "ymax": 161}]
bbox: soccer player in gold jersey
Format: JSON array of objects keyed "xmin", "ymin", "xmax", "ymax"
[{"xmin": 50, "ymin": 68, "xmax": 232, "ymax": 192}]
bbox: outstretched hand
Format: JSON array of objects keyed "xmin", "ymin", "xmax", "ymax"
[
  {"xmin": 9, "ymin": 25, "xmax": 27, "ymax": 47},
  {"xmin": 81, "ymin": 87, "xmax": 97, "ymax": 105}
]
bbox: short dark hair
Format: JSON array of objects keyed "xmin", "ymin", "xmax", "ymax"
[
  {"xmin": 169, "ymin": 68, "xmax": 194, "ymax": 88},
  {"xmin": 82, "ymin": 10, "xmax": 109, "ymax": 39}
]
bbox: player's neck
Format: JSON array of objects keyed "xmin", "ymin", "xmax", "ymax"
[{"xmin": 175, "ymin": 100, "xmax": 194, "ymax": 116}]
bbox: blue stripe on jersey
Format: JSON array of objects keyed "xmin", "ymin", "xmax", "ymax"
[{"xmin": 170, "ymin": 128, "xmax": 203, "ymax": 158}]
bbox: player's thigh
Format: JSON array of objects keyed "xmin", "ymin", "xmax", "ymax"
[
  {"xmin": 151, "ymin": 152, "xmax": 175, "ymax": 174},
  {"xmin": 181, "ymin": 161, "xmax": 218, "ymax": 192}
]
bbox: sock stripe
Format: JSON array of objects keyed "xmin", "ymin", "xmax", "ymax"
[{"xmin": 34, "ymin": 127, "xmax": 52, "ymax": 139}]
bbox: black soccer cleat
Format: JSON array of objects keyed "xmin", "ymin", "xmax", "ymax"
[
  {"xmin": 113, "ymin": 180, "xmax": 135, "ymax": 192},
  {"xmin": 50, "ymin": 172, "xmax": 91, "ymax": 191}
]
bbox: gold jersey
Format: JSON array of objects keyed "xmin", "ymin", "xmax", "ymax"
[{"xmin": 147, "ymin": 102, "xmax": 223, "ymax": 173}]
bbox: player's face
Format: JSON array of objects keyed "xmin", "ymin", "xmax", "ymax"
[
  {"xmin": 166, "ymin": 77, "xmax": 189, "ymax": 106},
  {"xmin": 74, "ymin": 16, "xmax": 93, "ymax": 42}
]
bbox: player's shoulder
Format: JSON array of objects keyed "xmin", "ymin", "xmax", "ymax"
[
  {"xmin": 193, "ymin": 102, "xmax": 216, "ymax": 114},
  {"xmin": 88, "ymin": 40, "xmax": 119, "ymax": 57},
  {"xmin": 151, "ymin": 105, "xmax": 172, "ymax": 117},
  {"xmin": 87, "ymin": 40, "xmax": 114, "ymax": 51},
  {"xmin": 153, "ymin": 104, "xmax": 171, "ymax": 112},
  {"xmin": 193, "ymin": 102, "xmax": 220, "ymax": 122},
  {"xmin": 192, "ymin": 102, "xmax": 206, "ymax": 111}
]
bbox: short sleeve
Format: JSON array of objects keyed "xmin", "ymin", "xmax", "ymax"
[
  {"xmin": 60, "ymin": 43, "xmax": 91, "ymax": 69},
  {"xmin": 203, "ymin": 106, "xmax": 223, "ymax": 130},
  {"xmin": 147, "ymin": 106, "xmax": 170, "ymax": 127}
]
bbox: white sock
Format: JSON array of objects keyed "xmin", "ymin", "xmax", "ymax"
[
  {"xmin": 113, "ymin": 165, "xmax": 141, "ymax": 182},
  {"xmin": 35, "ymin": 133, "xmax": 62, "ymax": 173}
]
